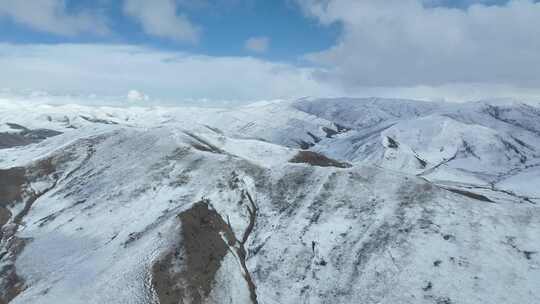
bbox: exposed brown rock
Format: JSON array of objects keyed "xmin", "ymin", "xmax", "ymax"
[
  {"xmin": 152, "ymin": 200, "xmax": 235, "ymax": 304},
  {"xmin": 0, "ymin": 237, "xmax": 27, "ymax": 304},
  {"xmin": 0, "ymin": 168, "xmax": 26, "ymax": 207},
  {"xmin": 152, "ymin": 194, "xmax": 259, "ymax": 304},
  {"xmin": 0, "ymin": 157, "xmax": 60, "ymax": 303},
  {"xmin": 290, "ymin": 151, "xmax": 351, "ymax": 168}
]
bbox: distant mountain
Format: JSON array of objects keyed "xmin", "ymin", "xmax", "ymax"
[{"xmin": 0, "ymin": 98, "xmax": 539, "ymax": 304}]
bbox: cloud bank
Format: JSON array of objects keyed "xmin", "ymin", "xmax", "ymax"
[
  {"xmin": 296, "ymin": 0, "xmax": 540, "ymax": 89},
  {"xmin": 2, "ymin": 42, "xmax": 540, "ymax": 104},
  {"xmin": 0, "ymin": 43, "xmax": 337, "ymax": 103}
]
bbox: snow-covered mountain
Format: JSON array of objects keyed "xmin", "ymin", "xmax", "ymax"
[{"xmin": 0, "ymin": 97, "xmax": 538, "ymax": 304}]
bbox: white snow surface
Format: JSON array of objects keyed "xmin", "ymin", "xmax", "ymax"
[{"xmin": 0, "ymin": 97, "xmax": 539, "ymax": 304}]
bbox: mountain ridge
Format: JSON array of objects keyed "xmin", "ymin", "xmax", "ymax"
[{"xmin": 0, "ymin": 97, "xmax": 538, "ymax": 303}]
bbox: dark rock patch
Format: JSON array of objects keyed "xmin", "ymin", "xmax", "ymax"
[
  {"xmin": 460, "ymin": 140, "xmax": 480, "ymax": 160},
  {"xmin": 191, "ymin": 143, "xmax": 220, "ymax": 153},
  {"xmin": 0, "ymin": 157, "xmax": 61, "ymax": 303},
  {"xmin": 0, "ymin": 237, "xmax": 27, "ymax": 304},
  {"xmin": 436, "ymin": 296, "xmax": 453, "ymax": 304},
  {"xmin": 335, "ymin": 123, "xmax": 351, "ymax": 133},
  {"xmin": 152, "ymin": 192, "xmax": 259, "ymax": 304},
  {"xmin": 296, "ymin": 140, "xmax": 315, "ymax": 150},
  {"xmin": 0, "ymin": 167, "xmax": 28, "ymax": 303},
  {"xmin": 511, "ymin": 135, "xmax": 534, "ymax": 150},
  {"xmin": 184, "ymin": 131, "xmax": 224, "ymax": 154},
  {"xmin": 0, "ymin": 168, "xmax": 26, "ymax": 207},
  {"xmin": 322, "ymin": 127, "xmax": 338, "ymax": 138},
  {"xmin": 290, "ymin": 151, "xmax": 352, "ymax": 169},
  {"xmin": 307, "ymin": 132, "xmax": 321, "ymax": 143},
  {"xmin": 422, "ymin": 281, "xmax": 433, "ymax": 291},
  {"xmin": 0, "ymin": 134, "xmax": 32, "ymax": 149},
  {"xmin": 4, "ymin": 123, "xmax": 28, "ymax": 131},
  {"xmin": 0, "ymin": 124, "xmax": 62, "ymax": 149},
  {"xmin": 152, "ymin": 200, "xmax": 235, "ymax": 304},
  {"xmin": 23, "ymin": 129, "xmax": 62, "ymax": 141},
  {"xmin": 415, "ymin": 156, "xmax": 428, "ymax": 168},
  {"xmin": 443, "ymin": 188, "xmax": 493, "ymax": 203},
  {"xmin": 442, "ymin": 234, "xmax": 455, "ymax": 241},
  {"xmin": 386, "ymin": 137, "xmax": 399, "ymax": 149},
  {"xmin": 523, "ymin": 251, "xmax": 537, "ymax": 260}
]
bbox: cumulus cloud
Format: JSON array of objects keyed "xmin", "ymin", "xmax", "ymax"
[
  {"xmin": 123, "ymin": 0, "xmax": 200, "ymax": 43},
  {"xmin": 0, "ymin": 0, "xmax": 109, "ymax": 36},
  {"xmin": 295, "ymin": 0, "xmax": 540, "ymax": 90},
  {"xmin": 0, "ymin": 43, "xmax": 340, "ymax": 103},
  {"xmin": 245, "ymin": 36, "xmax": 270, "ymax": 53},
  {"xmin": 127, "ymin": 90, "xmax": 149, "ymax": 102}
]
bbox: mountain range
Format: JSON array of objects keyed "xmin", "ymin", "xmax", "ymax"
[{"xmin": 0, "ymin": 97, "xmax": 538, "ymax": 304}]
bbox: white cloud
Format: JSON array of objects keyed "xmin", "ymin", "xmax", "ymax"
[
  {"xmin": 0, "ymin": 43, "xmax": 538, "ymax": 104},
  {"xmin": 245, "ymin": 36, "xmax": 270, "ymax": 53},
  {"xmin": 296, "ymin": 0, "xmax": 540, "ymax": 90},
  {"xmin": 0, "ymin": 43, "xmax": 339, "ymax": 103},
  {"xmin": 123, "ymin": 0, "xmax": 200, "ymax": 43},
  {"xmin": 127, "ymin": 89, "xmax": 149, "ymax": 102},
  {"xmin": 0, "ymin": 0, "xmax": 109, "ymax": 36}
]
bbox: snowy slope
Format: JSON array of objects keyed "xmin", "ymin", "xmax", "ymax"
[
  {"xmin": 290, "ymin": 98, "xmax": 540, "ymax": 198},
  {"xmin": 0, "ymin": 97, "xmax": 539, "ymax": 304}
]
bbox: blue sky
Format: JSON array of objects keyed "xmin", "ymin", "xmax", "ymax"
[
  {"xmin": 0, "ymin": 0, "xmax": 539, "ymax": 104},
  {"xmin": 0, "ymin": 1, "xmax": 340, "ymax": 62}
]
